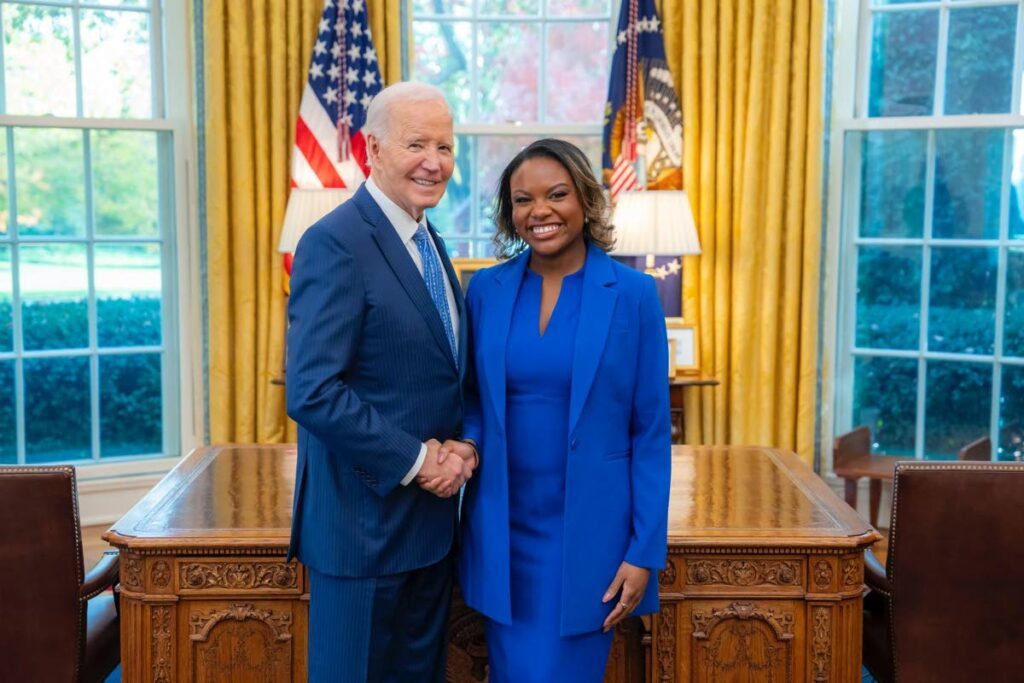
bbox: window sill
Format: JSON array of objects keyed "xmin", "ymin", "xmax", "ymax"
[{"xmin": 76, "ymin": 456, "xmax": 181, "ymax": 527}]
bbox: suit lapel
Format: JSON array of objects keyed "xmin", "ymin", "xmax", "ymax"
[
  {"xmin": 569, "ymin": 244, "xmax": 617, "ymax": 435},
  {"xmin": 484, "ymin": 251, "xmax": 529, "ymax": 438},
  {"xmin": 359, "ymin": 188, "xmax": 457, "ymax": 372}
]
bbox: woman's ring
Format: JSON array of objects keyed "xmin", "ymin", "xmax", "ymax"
[{"xmin": 619, "ymin": 601, "xmax": 630, "ymax": 610}]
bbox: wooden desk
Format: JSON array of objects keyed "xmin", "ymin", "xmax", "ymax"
[
  {"xmin": 106, "ymin": 444, "xmax": 877, "ymax": 682},
  {"xmin": 669, "ymin": 376, "xmax": 718, "ymax": 443},
  {"xmin": 105, "ymin": 445, "xmax": 304, "ymax": 682},
  {"xmin": 655, "ymin": 446, "xmax": 880, "ymax": 682}
]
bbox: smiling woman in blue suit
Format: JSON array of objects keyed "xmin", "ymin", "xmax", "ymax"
[{"xmin": 455, "ymin": 139, "xmax": 672, "ymax": 682}]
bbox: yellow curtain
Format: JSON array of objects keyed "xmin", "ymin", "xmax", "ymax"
[
  {"xmin": 659, "ymin": 0, "xmax": 824, "ymax": 464},
  {"xmin": 204, "ymin": 0, "xmax": 401, "ymax": 443}
]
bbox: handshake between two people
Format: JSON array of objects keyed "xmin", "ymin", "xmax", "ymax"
[{"xmin": 416, "ymin": 439, "xmax": 479, "ymax": 498}]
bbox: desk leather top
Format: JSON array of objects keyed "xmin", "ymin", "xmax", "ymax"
[
  {"xmin": 105, "ymin": 444, "xmax": 877, "ymax": 552},
  {"xmin": 667, "ymin": 446, "xmax": 877, "ymax": 549}
]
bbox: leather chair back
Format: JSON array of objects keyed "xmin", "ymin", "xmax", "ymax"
[
  {"xmin": 0, "ymin": 466, "xmax": 86, "ymax": 681},
  {"xmin": 833, "ymin": 425, "xmax": 871, "ymax": 466},
  {"xmin": 957, "ymin": 436, "xmax": 991, "ymax": 461},
  {"xmin": 887, "ymin": 462, "xmax": 1024, "ymax": 682}
]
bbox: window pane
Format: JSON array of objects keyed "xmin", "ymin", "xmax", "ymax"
[
  {"xmin": 446, "ymin": 239, "xmax": 475, "ymax": 258},
  {"xmin": 14, "ymin": 128, "xmax": 86, "ymax": 237},
  {"xmin": 92, "ymin": 130, "xmax": 159, "ymax": 236},
  {"xmin": 24, "ymin": 356, "xmax": 90, "ymax": 462},
  {"xmin": 1000, "ymin": 365, "xmax": 1024, "ymax": 462},
  {"xmin": 81, "ymin": 10, "xmax": 152, "ymax": 118},
  {"xmin": 859, "ymin": 131, "xmax": 926, "ymax": 238},
  {"xmin": 0, "ymin": 245, "xmax": 10, "ymax": 352},
  {"xmin": 944, "ymin": 6, "xmax": 1016, "ymax": 115},
  {"xmin": 546, "ymin": 22, "xmax": 609, "ymax": 124},
  {"xmin": 20, "ymin": 244, "xmax": 88, "ymax": 351},
  {"xmin": 853, "ymin": 355, "xmax": 917, "ymax": 456},
  {"xmin": 868, "ymin": 10, "xmax": 938, "ymax": 117},
  {"xmin": 412, "ymin": 21, "xmax": 471, "ymax": 122},
  {"xmin": 929, "ymin": 247, "xmax": 997, "ymax": 355},
  {"xmin": 1009, "ymin": 131, "xmax": 1024, "ymax": 241},
  {"xmin": 933, "ymin": 129, "xmax": 1002, "ymax": 240},
  {"xmin": 477, "ymin": 135, "xmax": 535, "ymax": 231},
  {"xmin": 427, "ymin": 134, "xmax": 473, "ymax": 245},
  {"xmin": 0, "ymin": 360, "xmax": 14, "ymax": 464},
  {"xmin": 2, "ymin": 4, "xmax": 76, "ymax": 116},
  {"xmin": 547, "ymin": 0, "xmax": 610, "ymax": 16},
  {"xmin": 924, "ymin": 361, "xmax": 992, "ymax": 459},
  {"xmin": 96, "ymin": 244, "xmax": 161, "ymax": 348},
  {"xmin": 477, "ymin": 22, "xmax": 540, "ymax": 123},
  {"xmin": 100, "ymin": 353, "xmax": 161, "ymax": 457},
  {"xmin": 0, "ymin": 128, "xmax": 8, "ymax": 237},
  {"xmin": 856, "ymin": 246, "xmax": 920, "ymax": 350},
  {"xmin": 412, "ymin": 0, "xmax": 472, "ymax": 17},
  {"xmin": 478, "ymin": 0, "xmax": 539, "ymax": 14},
  {"xmin": 1006, "ymin": 249, "xmax": 1024, "ymax": 358},
  {"xmin": 565, "ymin": 135, "xmax": 603, "ymax": 171}
]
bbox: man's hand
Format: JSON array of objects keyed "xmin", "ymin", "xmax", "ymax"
[
  {"xmin": 437, "ymin": 439, "xmax": 479, "ymax": 470},
  {"xmin": 416, "ymin": 439, "xmax": 473, "ymax": 498},
  {"xmin": 601, "ymin": 561, "xmax": 651, "ymax": 632}
]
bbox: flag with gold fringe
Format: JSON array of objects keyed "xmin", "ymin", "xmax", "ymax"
[
  {"xmin": 282, "ymin": 0, "xmax": 382, "ymax": 289},
  {"xmin": 601, "ymin": 0, "xmax": 683, "ymax": 198}
]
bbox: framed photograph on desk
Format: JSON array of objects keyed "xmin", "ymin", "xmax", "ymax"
[
  {"xmin": 452, "ymin": 258, "xmax": 497, "ymax": 291},
  {"xmin": 666, "ymin": 318, "xmax": 698, "ymax": 375}
]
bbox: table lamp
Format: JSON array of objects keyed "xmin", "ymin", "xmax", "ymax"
[
  {"xmin": 611, "ymin": 190, "xmax": 702, "ymax": 272},
  {"xmin": 277, "ymin": 187, "xmax": 354, "ymax": 255},
  {"xmin": 275, "ymin": 187, "xmax": 354, "ymax": 385}
]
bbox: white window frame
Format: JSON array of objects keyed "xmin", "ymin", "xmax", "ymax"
[
  {"xmin": 0, "ymin": 0, "xmax": 200, "ymax": 502},
  {"xmin": 406, "ymin": 2, "xmax": 616, "ymax": 255},
  {"xmin": 822, "ymin": 0, "xmax": 1024, "ymax": 468}
]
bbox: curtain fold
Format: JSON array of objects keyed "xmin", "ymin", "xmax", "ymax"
[
  {"xmin": 203, "ymin": 0, "xmax": 400, "ymax": 443},
  {"xmin": 659, "ymin": 0, "xmax": 824, "ymax": 464}
]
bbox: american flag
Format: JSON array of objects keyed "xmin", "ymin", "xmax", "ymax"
[
  {"xmin": 291, "ymin": 0, "xmax": 382, "ymax": 192},
  {"xmin": 601, "ymin": 0, "xmax": 683, "ymax": 200}
]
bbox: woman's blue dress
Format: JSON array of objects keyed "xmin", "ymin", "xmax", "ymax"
[{"xmin": 485, "ymin": 265, "xmax": 614, "ymax": 682}]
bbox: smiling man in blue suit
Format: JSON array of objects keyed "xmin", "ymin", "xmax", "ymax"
[{"xmin": 286, "ymin": 82, "xmax": 479, "ymax": 682}]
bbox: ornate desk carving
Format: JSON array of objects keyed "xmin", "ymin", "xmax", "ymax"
[{"xmin": 106, "ymin": 444, "xmax": 877, "ymax": 682}]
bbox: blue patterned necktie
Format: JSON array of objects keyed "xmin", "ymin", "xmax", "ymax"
[{"xmin": 413, "ymin": 224, "xmax": 457, "ymax": 361}]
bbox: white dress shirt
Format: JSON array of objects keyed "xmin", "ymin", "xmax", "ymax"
[{"xmin": 364, "ymin": 177, "xmax": 460, "ymax": 486}]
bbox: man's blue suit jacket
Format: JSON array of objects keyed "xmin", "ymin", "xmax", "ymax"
[
  {"xmin": 458, "ymin": 243, "xmax": 672, "ymax": 636},
  {"xmin": 286, "ymin": 185, "xmax": 467, "ymax": 578}
]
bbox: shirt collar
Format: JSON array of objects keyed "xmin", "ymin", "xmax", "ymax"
[{"xmin": 365, "ymin": 176, "xmax": 423, "ymax": 245}]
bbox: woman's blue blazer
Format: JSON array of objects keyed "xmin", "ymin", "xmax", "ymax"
[{"xmin": 458, "ymin": 242, "xmax": 672, "ymax": 637}]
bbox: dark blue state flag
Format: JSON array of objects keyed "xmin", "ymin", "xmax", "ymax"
[{"xmin": 602, "ymin": 0, "xmax": 683, "ymax": 199}]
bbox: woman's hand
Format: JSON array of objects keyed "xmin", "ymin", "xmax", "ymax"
[{"xmin": 601, "ymin": 561, "xmax": 650, "ymax": 632}]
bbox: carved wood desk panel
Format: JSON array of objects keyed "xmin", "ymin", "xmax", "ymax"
[
  {"xmin": 104, "ymin": 445, "xmax": 302, "ymax": 682},
  {"xmin": 657, "ymin": 446, "xmax": 880, "ymax": 682},
  {"xmin": 105, "ymin": 444, "xmax": 878, "ymax": 682}
]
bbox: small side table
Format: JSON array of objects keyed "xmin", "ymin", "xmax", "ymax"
[{"xmin": 669, "ymin": 375, "xmax": 718, "ymax": 444}]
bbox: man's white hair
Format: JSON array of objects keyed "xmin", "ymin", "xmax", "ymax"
[{"xmin": 363, "ymin": 82, "xmax": 452, "ymax": 142}]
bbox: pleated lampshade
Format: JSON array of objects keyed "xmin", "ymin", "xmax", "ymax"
[
  {"xmin": 611, "ymin": 190, "xmax": 702, "ymax": 257},
  {"xmin": 277, "ymin": 188, "xmax": 355, "ymax": 254}
]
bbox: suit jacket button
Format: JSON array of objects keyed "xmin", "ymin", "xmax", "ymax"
[{"xmin": 570, "ymin": 438, "xmax": 578, "ymax": 450}]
